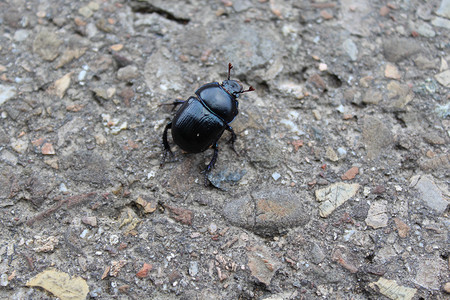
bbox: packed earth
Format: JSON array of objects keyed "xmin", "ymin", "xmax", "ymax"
[{"xmin": 0, "ymin": 0, "xmax": 449, "ymax": 299}]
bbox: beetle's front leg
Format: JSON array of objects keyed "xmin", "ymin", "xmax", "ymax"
[
  {"xmin": 225, "ymin": 125, "xmax": 238, "ymax": 156},
  {"xmin": 204, "ymin": 143, "xmax": 219, "ymax": 186},
  {"xmin": 160, "ymin": 99, "xmax": 185, "ymax": 111},
  {"xmin": 161, "ymin": 122, "xmax": 174, "ymax": 167}
]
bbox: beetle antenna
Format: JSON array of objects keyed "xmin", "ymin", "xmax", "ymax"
[
  {"xmin": 227, "ymin": 63, "xmax": 233, "ymax": 80},
  {"xmin": 240, "ymin": 86, "xmax": 255, "ymax": 94}
]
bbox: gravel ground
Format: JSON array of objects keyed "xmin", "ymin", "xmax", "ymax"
[{"xmin": 0, "ymin": 0, "xmax": 449, "ymax": 299}]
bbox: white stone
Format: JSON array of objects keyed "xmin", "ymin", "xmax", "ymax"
[
  {"xmin": 342, "ymin": 39, "xmax": 358, "ymax": 61},
  {"xmin": 272, "ymin": 172, "xmax": 281, "ymax": 181},
  {"xmin": 410, "ymin": 175, "xmax": 449, "ymax": 214},
  {"xmin": 436, "ymin": 0, "xmax": 450, "ymax": 18},
  {"xmin": 0, "ymin": 85, "xmax": 16, "ymax": 106},
  {"xmin": 365, "ymin": 201, "xmax": 388, "ymax": 229},
  {"xmin": 315, "ymin": 183, "xmax": 360, "ymax": 217},
  {"xmin": 435, "ymin": 69, "xmax": 450, "ymax": 87},
  {"xmin": 432, "ymin": 17, "xmax": 450, "ymax": 29}
]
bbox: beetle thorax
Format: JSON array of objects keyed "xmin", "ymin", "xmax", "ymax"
[{"xmin": 195, "ymin": 82, "xmax": 239, "ymax": 124}]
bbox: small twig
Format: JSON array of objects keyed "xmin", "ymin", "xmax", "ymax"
[{"xmin": 26, "ymin": 192, "xmax": 97, "ymax": 226}]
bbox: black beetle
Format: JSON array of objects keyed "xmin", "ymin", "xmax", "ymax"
[{"xmin": 161, "ymin": 63, "xmax": 255, "ymax": 186}]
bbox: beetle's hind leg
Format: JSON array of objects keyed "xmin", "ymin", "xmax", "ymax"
[
  {"xmin": 161, "ymin": 122, "xmax": 174, "ymax": 167},
  {"xmin": 204, "ymin": 143, "xmax": 219, "ymax": 186},
  {"xmin": 225, "ymin": 125, "xmax": 239, "ymax": 156}
]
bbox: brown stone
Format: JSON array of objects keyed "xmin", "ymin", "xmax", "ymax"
[
  {"xmin": 136, "ymin": 263, "xmax": 152, "ymax": 278},
  {"xmin": 380, "ymin": 6, "xmax": 390, "ymax": 16},
  {"xmin": 165, "ymin": 205, "xmax": 193, "ymax": 225},
  {"xmin": 341, "ymin": 166, "xmax": 359, "ymax": 180},
  {"xmin": 394, "ymin": 217, "xmax": 410, "ymax": 238},
  {"xmin": 320, "ymin": 10, "xmax": 333, "ymax": 19}
]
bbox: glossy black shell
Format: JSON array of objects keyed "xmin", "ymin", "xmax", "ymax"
[
  {"xmin": 195, "ymin": 82, "xmax": 238, "ymax": 123},
  {"xmin": 171, "ymin": 82, "xmax": 238, "ymax": 153}
]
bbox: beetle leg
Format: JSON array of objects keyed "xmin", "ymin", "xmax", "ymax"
[
  {"xmin": 204, "ymin": 143, "xmax": 219, "ymax": 186},
  {"xmin": 160, "ymin": 122, "xmax": 174, "ymax": 167},
  {"xmin": 160, "ymin": 99, "xmax": 185, "ymax": 111},
  {"xmin": 225, "ymin": 125, "xmax": 239, "ymax": 156},
  {"xmin": 170, "ymin": 99, "xmax": 185, "ymax": 111}
]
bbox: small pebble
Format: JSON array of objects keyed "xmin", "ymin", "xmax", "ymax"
[
  {"xmin": 11, "ymin": 138, "xmax": 28, "ymax": 154},
  {"xmin": 326, "ymin": 146, "xmax": 339, "ymax": 162},
  {"xmin": 337, "ymin": 147, "xmax": 347, "ymax": 157},
  {"xmin": 59, "ymin": 183, "xmax": 68, "ymax": 193},
  {"xmin": 189, "ymin": 261, "xmax": 199, "ymax": 277},
  {"xmin": 78, "ymin": 70, "xmax": 87, "ymax": 82},
  {"xmin": 14, "ymin": 29, "xmax": 30, "ymax": 42},
  {"xmin": 385, "ymin": 63, "xmax": 402, "ymax": 79},
  {"xmin": 117, "ymin": 65, "xmax": 139, "ymax": 81},
  {"xmin": 90, "ymin": 288, "xmax": 102, "ymax": 298},
  {"xmin": 208, "ymin": 223, "xmax": 217, "ymax": 234},
  {"xmin": 443, "ymin": 282, "xmax": 450, "ymax": 294},
  {"xmin": 341, "ymin": 166, "xmax": 359, "ymax": 180},
  {"xmin": 342, "ymin": 39, "xmax": 358, "ymax": 61},
  {"xmin": 380, "ymin": 6, "xmax": 390, "ymax": 16},
  {"xmin": 78, "ymin": 6, "xmax": 93, "ymax": 18},
  {"xmin": 0, "ymin": 85, "xmax": 17, "ymax": 106},
  {"xmin": 41, "ymin": 142, "xmax": 55, "ymax": 155},
  {"xmin": 272, "ymin": 172, "xmax": 281, "ymax": 181},
  {"xmin": 431, "ymin": 17, "xmax": 450, "ymax": 30},
  {"xmin": 87, "ymin": 1, "xmax": 100, "ymax": 11},
  {"xmin": 136, "ymin": 263, "xmax": 152, "ymax": 278},
  {"xmin": 343, "ymin": 229, "xmax": 356, "ymax": 241},
  {"xmin": 0, "ymin": 274, "xmax": 8, "ymax": 287},
  {"xmin": 416, "ymin": 23, "xmax": 435, "ymax": 37},
  {"xmin": 435, "ymin": 70, "xmax": 450, "ymax": 88},
  {"xmin": 320, "ymin": 10, "xmax": 333, "ymax": 20},
  {"xmin": 80, "ymin": 229, "xmax": 89, "ymax": 239},
  {"xmin": 336, "ymin": 104, "xmax": 345, "ymax": 113},
  {"xmin": 109, "ymin": 234, "xmax": 119, "ymax": 245},
  {"xmin": 82, "ymin": 216, "xmax": 98, "ymax": 227}
]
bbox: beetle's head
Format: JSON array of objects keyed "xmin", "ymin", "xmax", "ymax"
[
  {"xmin": 221, "ymin": 63, "xmax": 255, "ymax": 98},
  {"xmin": 222, "ymin": 80, "xmax": 244, "ymax": 98}
]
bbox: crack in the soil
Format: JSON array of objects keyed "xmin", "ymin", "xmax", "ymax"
[{"xmin": 130, "ymin": 2, "xmax": 190, "ymax": 25}]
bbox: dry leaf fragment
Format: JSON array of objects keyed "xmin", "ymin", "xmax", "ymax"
[
  {"xmin": 110, "ymin": 260, "xmax": 127, "ymax": 277},
  {"xmin": 33, "ymin": 236, "xmax": 59, "ymax": 253},
  {"xmin": 316, "ymin": 183, "xmax": 360, "ymax": 217},
  {"xmin": 8, "ymin": 270, "xmax": 16, "ymax": 281},
  {"xmin": 118, "ymin": 207, "xmax": 141, "ymax": 234},
  {"xmin": 369, "ymin": 277, "xmax": 416, "ymax": 300},
  {"xmin": 101, "ymin": 266, "xmax": 111, "ymax": 280},
  {"xmin": 135, "ymin": 196, "xmax": 157, "ymax": 213},
  {"xmin": 26, "ymin": 268, "xmax": 89, "ymax": 300}
]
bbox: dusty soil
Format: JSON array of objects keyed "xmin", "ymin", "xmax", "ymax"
[{"xmin": 0, "ymin": 0, "xmax": 449, "ymax": 299}]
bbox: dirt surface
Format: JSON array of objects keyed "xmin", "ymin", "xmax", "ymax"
[{"xmin": 0, "ymin": 0, "xmax": 449, "ymax": 299}]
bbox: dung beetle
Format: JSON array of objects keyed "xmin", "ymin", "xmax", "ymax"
[{"xmin": 161, "ymin": 63, "xmax": 255, "ymax": 186}]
